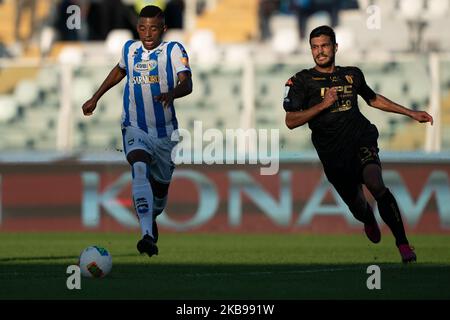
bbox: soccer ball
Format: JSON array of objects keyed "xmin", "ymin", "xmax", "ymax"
[{"xmin": 78, "ymin": 246, "xmax": 112, "ymax": 278}]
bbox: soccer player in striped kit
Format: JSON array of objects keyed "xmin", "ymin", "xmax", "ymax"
[{"xmin": 82, "ymin": 5, "xmax": 192, "ymax": 257}]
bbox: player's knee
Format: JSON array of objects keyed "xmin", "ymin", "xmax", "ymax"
[
  {"xmin": 132, "ymin": 162, "xmax": 149, "ymax": 185},
  {"xmin": 362, "ymin": 164, "xmax": 386, "ymax": 198},
  {"xmin": 366, "ymin": 182, "xmax": 386, "ymax": 199},
  {"xmin": 150, "ymin": 178, "xmax": 170, "ymax": 199},
  {"xmin": 127, "ymin": 150, "xmax": 152, "ymax": 166}
]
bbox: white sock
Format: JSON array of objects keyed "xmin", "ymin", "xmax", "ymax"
[{"xmin": 132, "ymin": 162, "xmax": 154, "ymax": 238}]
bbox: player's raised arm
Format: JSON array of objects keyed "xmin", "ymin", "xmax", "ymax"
[
  {"xmin": 82, "ymin": 64, "xmax": 127, "ymax": 116},
  {"xmin": 368, "ymin": 94, "xmax": 434, "ymax": 125}
]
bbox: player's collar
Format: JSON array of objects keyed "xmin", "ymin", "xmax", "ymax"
[
  {"xmin": 312, "ymin": 66, "xmax": 340, "ymax": 74},
  {"xmin": 141, "ymin": 41, "xmax": 165, "ymax": 54}
]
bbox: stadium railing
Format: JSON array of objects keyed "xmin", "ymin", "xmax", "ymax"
[{"xmin": 0, "ymin": 51, "xmax": 449, "ymax": 154}]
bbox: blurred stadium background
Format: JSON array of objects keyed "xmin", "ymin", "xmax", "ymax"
[
  {"xmin": 1, "ymin": 0, "xmax": 449, "ymax": 231},
  {"xmin": 1, "ymin": 0, "xmax": 450, "ymax": 300},
  {"xmin": 1, "ymin": 0, "xmax": 450, "ymax": 153}
]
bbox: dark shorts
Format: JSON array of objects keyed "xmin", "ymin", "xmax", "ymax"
[{"xmin": 319, "ymin": 125, "xmax": 381, "ymax": 204}]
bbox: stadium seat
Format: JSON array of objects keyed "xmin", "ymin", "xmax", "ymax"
[
  {"xmin": 269, "ymin": 14, "xmax": 299, "ymax": 55},
  {"xmin": 72, "ymin": 78, "xmax": 96, "ymax": 108},
  {"xmin": 163, "ymin": 30, "xmax": 187, "ymax": 44},
  {"xmin": 334, "ymin": 26, "xmax": 356, "ymax": 54},
  {"xmin": 58, "ymin": 45, "xmax": 83, "ymax": 65},
  {"xmin": 271, "ymin": 28, "xmax": 299, "ymax": 55},
  {"xmin": 305, "ymin": 11, "xmax": 332, "ymax": 37},
  {"xmin": 189, "ymin": 29, "xmax": 221, "ymax": 67},
  {"xmin": 371, "ymin": 0, "xmax": 398, "ymax": 19},
  {"xmin": 398, "ymin": 0, "xmax": 423, "ymax": 20},
  {"xmin": 98, "ymin": 88, "xmax": 123, "ymax": 122},
  {"xmin": 36, "ymin": 66, "xmax": 59, "ymax": 91},
  {"xmin": 39, "ymin": 26, "xmax": 56, "ymax": 57},
  {"xmin": 106, "ymin": 29, "xmax": 134, "ymax": 57},
  {"xmin": 0, "ymin": 95, "xmax": 18, "ymax": 123},
  {"xmin": 423, "ymin": 18, "xmax": 450, "ymax": 51},
  {"xmin": 13, "ymin": 79, "xmax": 39, "ymax": 107},
  {"xmin": 223, "ymin": 45, "xmax": 251, "ymax": 70},
  {"xmin": 422, "ymin": 0, "xmax": 449, "ymax": 20}
]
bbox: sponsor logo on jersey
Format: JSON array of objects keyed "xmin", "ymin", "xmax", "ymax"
[
  {"xmin": 181, "ymin": 57, "xmax": 190, "ymax": 68},
  {"xmin": 134, "ymin": 60, "xmax": 158, "ymax": 72},
  {"xmin": 132, "ymin": 75, "xmax": 159, "ymax": 85},
  {"xmin": 320, "ymin": 85, "xmax": 353, "ymax": 98},
  {"xmin": 330, "ymin": 75, "xmax": 339, "ymax": 82},
  {"xmin": 312, "ymin": 77, "xmax": 326, "ymax": 80},
  {"xmin": 345, "ymin": 75, "xmax": 354, "ymax": 84},
  {"xmin": 330, "ymin": 103, "xmax": 352, "ymax": 113}
]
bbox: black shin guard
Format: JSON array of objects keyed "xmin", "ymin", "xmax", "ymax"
[{"xmin": 376, "ymin": 188, "xmax": 408, "ymax": 246}]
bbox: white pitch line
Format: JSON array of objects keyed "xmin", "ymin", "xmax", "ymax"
[
  {"xmin": 182, "ymin": 263, "xmax": 442, "ymax": 277},
  {"xmin": 1, "ymin": 264, "xmax": 446, "ymax": 278},
  {"xmin": 183, "ymin": 266, "xmax": 364, "ymax": 277}
]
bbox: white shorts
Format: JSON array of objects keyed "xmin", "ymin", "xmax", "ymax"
[{"xmin": 122, "ymin": 126, "xmax": 178, "ymax": 184}]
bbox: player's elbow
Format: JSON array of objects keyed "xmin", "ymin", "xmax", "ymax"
[
  {"xmin": 184, "ymin": 79, "xmax": 193, "ymax": 95},
  {"xmin": 286, "ymin": 120, "xmax": 295, "ymax": 130},
  {"xmin": 368, "ymin": 94, "xmax": 381, "ymax": 108},
  {"xmin": 285, "ymin": 114, "xmax": 299, "ymax": 130}
]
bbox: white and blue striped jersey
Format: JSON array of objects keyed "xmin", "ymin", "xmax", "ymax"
[{"xmin": 118, "ymin": 40, "xmax": 191, "ymax": 138}]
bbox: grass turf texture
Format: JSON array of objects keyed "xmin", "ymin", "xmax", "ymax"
[{"xmin": 0, "ymin": 232, "xmax": 449, "ymax": 300}]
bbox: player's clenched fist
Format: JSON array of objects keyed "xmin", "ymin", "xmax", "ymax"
[
  {"xmin": 321, "ymin": 87, "xmax": 338, "ymax": 110},
  {"xmin": 155, "ymin": 91, "xmax": 175, "ymax": 109},
  {"xmin": 82, "ymin": 98, "xmax": 98, "ymax": 116},
  {"xmin": 410, "ymin": 110, "xmax": 434, "ymax": 125}
]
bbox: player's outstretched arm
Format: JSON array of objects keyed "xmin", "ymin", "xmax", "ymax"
[
  {"xmin": 285, "ymin": 87, "xmax": 338, "ymax": 129},
  {"xmin": 82, "ymin": 64, "xmax": 127, "ymax": 116},
  {"xmin": 155, "ymin": 71, "xmax": 192, "ymax": 108},
  {"xmin": 368, "ymin": 94, "xmax": 434, "ymax": 125}
]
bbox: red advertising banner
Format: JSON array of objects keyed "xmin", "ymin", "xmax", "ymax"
[{"xmin": 0, "ymin": 155, "xmax": 449, "ymax": 233}]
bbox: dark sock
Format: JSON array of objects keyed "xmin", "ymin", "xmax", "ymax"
[
  {"xmin": 351, "ymin": 202, "xmax": 376, "ymax": 224},
  {"xmin": 376, "ymin": 188, "xmax": 408, "ymax": 246},
  {"xmin": 364, "ymin": 202, "xmax": 377, "ymax": 224}
]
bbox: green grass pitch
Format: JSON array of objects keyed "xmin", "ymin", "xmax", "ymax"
[{"xmin": 0, "ymin": 232, "xmax": 449, "ymax": 300}]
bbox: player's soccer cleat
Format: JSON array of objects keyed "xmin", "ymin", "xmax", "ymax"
[
  {"xmin": 153, "ymin": 220, "xmax": 158, "ymax": 244},
  {"xmin": 398, "ymin": 244, "xmax": 416, "ymax": 263},
  {"xmin": 364, "ymin": 221, "xmax": 381, "ymax": 243},
  {"xmin": 137, "ymin": 234, "xmax": 158, "ymax": 257}
]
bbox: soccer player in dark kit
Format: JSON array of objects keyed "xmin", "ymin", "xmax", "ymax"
[{"xmin": 283, "ymin": 26, "xmax": 433, "ymax": 263}]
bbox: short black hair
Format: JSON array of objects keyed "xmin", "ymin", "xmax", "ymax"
[
  {"xmin": 309, "ymin": 25, "xmax": 336, "ymax": 45},
  {"xmin": 139, "ymin": 5, "xmax": 165, "ymax": 20}
]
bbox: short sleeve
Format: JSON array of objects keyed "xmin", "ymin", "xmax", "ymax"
[
  {"xmin": 355, "ymin": 67, "xmax": 376, "ymax": 104},
  {"xmin": 283, "ymin": 74, "xmax": 306, "ymax": 112},
  {"xmin": 118, "ymin": 40, "xmax": 134, "ymax": 70},
  {"xmin": 170, "ymin": 42, "xmax": 191, "ymax": 74}
]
